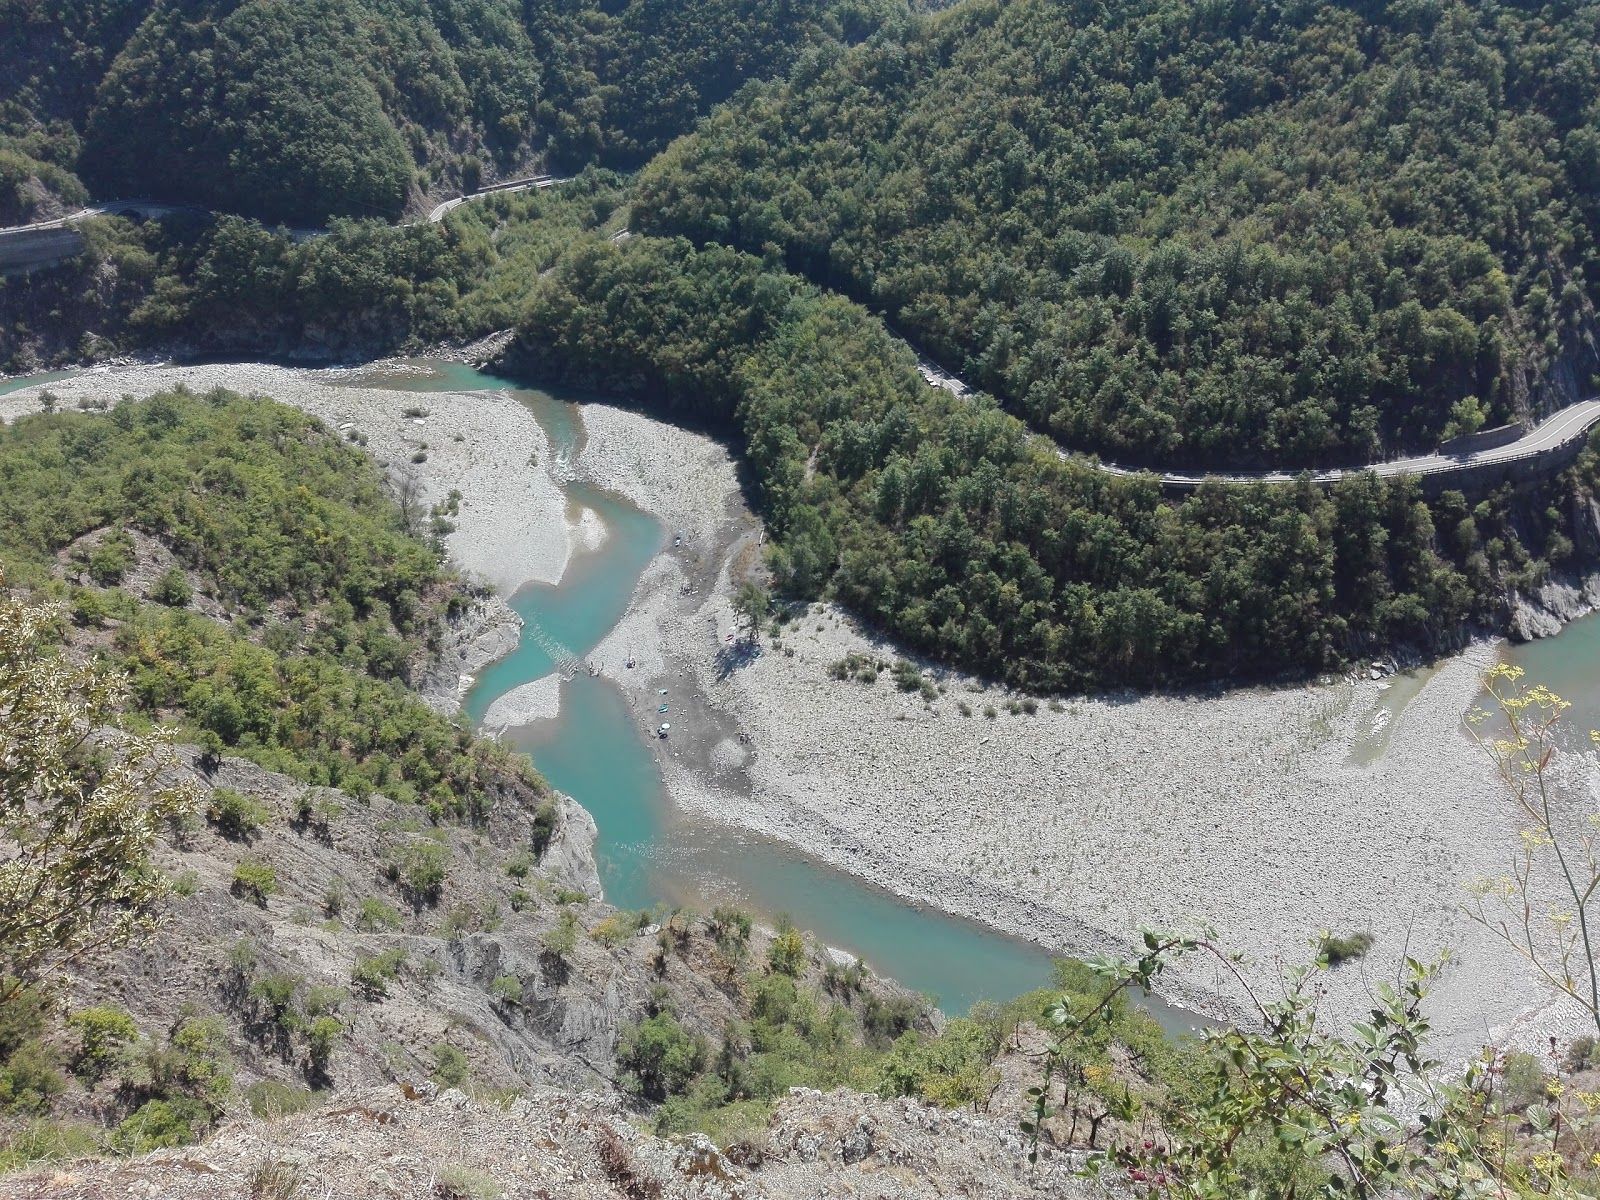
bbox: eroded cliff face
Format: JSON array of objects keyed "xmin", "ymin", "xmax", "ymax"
[
  {"xmin": 0, "ymin": 1083, "xmax": 1098, "ymax": 1200},
  {"xmin": 1510, "ymin": 497, "xmax": 1600, "ymax": 640}
]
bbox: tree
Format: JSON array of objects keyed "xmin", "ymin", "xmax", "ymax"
[
  {"xmin": 0, "ymin": 582, "xmax": 198, "ymax": 1004},
  {"xmin": 732, "ymin": 580, "xmax": 771, "ymax": 642},
  {"xmin": 1467, "ymin": 665, "xmax": 1600, "ymax": 1040}
]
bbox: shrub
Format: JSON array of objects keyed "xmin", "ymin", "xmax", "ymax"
[
  {"xmin": 303, "ymin": 986, "xmax": 346, "ymax": 1018},
  {"xmin": 767, "ymin": 927, "xmax": 806, "ymax": 977},
  {"xmin": 305, "ymin": 1016, "xmax": 343, "ymax": 1074},
  {"xmin": 232, "ymin": 858, "xmax": 277, "ymax": 905},
  {"xmin": 246, "ymin": 1158, "xmax": 305, "ymax": 1200},
  {"xmin": 351, "ymin": 950, "xmax": 407, "ymax": 999},
  {"xmin": 431, "ymin": 1043, "xmax": 469, "ymax": 1089},
  {"xmin": 0, "ymin": 1042, "xmax": 65, "ymax": 1114},
  {"xmin": 114, "ymin": 1097, "xmax": 212, "ymax": 1152},
  {"xmin": 86, "ymin": 531, "xmax": 133, "ymax": 585},
  {"xmin": 489, "ymin": 975, "xmax": 523, "ymax": 1006},
  {"xmin": 862, "ymin": 994, "xmax": 920, "ymax": 1045},
  {"xmin": 1502, "ymin": 1051, "xmax": 1549, "ymax": 1110},
  {"xmin": 708, "ymin": 906, "xmax": 753, "ymax": 953},
  {"xmin": 591, "ymin": 915, "xmax": 633, "ymax": 947},
  {"xmin": 1318, "ymin": 931, "xmax": 1375, "ymax": 966},
  {"xmin": 385, "ymin": 841, "xmax": 448, "ymax": 904},
  {"xmin": 152, "ymin": 567, "xmax": 192, "ymax": 607},
  {"xmin": 148, "ymin": 1013, "xmax": 233, "ymax": 1105},
  {"xmin": 70, "ymin": 587, "xmax": 111, "ymax": 628},
  {"xmin": 1566, "ymin": 1035, "xmax": 1600, "ymax": 1073},
  {"xmin": 530, "ymin": 798, "xmax": 559, "ymax": 858},
  {"xmin": 356, "ymin": 898, "xmax": 404, "ymax": 932},
  {"xmin": 543, "ymin": 911, "xmax": 579, "ymax": 961},
  {"xmin": 207, "ymin": 788, "xmax": 270, "ymax": 840},
  {"xmin": 67, "ymin": 1005, "xmax": 138, "ymax": 1080},
  {"xmin": 250, "ymin": 974, "xmax": 300, "ymax": 1028},
  {"xmin": 957, "ymin": 701, "xmax": 972, "ymax": 717},
  {"xmin": 615, "ymin": 1012, "xmax": 707, "ymax": 1102}
]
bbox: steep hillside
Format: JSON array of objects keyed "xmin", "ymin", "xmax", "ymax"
[
  {"xmin": 0, "ymin": 391, "xmax": 1122, "ymax": 1178},
  {"xmin": 635, "ymin": 0, "xmax": 1600, "ymax": 470},
  {"xmin": 505, "ymin": 232, "xmax": 1600, "ymax": 690},
  {"xmin": 0, "ymin": 0, "xmax": 903, "ymax": 225}
]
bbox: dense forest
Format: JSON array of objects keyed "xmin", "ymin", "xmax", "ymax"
[
  {"xmin": 0, "ymin": 388, "xmax": 543, "ymax": 816},
  {"xmin": 510, "ymin": 233, "xmax": 1595, "ymax": 691},
  {"xmin": 0, "ymin": 171, "xmax": 631, "ymax": 370},
  {"xmin": 0, "ymin": 0, "xmax": 900, "ymax": 225},
  {"xmin": 634, "ymin": 0, "xmax": 1600, "ymax": 469}
]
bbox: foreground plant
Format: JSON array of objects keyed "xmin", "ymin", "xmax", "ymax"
[
  {"xmin": 1026, "ymin": 931, "xmax": 1593, "ymax": 1197},
  {"xmin": 1467, "ymin": 664, "xmax": 1600, "ymax": 1041},
  {"xmin": 0, "ymin": 578, "xmax": 199, "ymax": 1003}
]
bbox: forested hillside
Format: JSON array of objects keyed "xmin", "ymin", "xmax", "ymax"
[
  {"xmin": 509, "ymin": 233, "xmax": 1597, "ymax": 690},
  {"xmin": 0, "ymin": 0, "xmax": 900, "ymax": 225},
  {"xmin": 635, "ymin": 0, "xmax": 1600, "ymax": 470}
]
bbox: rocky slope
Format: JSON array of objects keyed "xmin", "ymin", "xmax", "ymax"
[{"xmin": 0, "ymin": 1083, "xmax": 1099, "ymax": 1199}]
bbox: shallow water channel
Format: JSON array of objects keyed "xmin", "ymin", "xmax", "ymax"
[
  {"xmin": 357, "ymin": 362, "xmax": 1204, "ymax": 1023},
  {"xmin": 5, "ymin": 359, "xmax": 1199, "ymax": 1026}
]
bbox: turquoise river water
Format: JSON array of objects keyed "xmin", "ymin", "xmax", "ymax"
[
  {"xmin": 4, "ymin": 359, "xmax": 1200, "ymax": 1023},
  {"xmin": 343, "ymin": 361, "xmax": 1112, "ymax": 1019}
]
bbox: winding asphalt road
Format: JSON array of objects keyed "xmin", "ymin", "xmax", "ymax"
[
  {"xmin": 9, "ymin": 190, "xmax": 1597, "ymax": 492},
  {"xmin": 910, "ymin": 350, "xmax": 1600, "ymax": 492},
  {"xmin": 3, "ymin": 173, "xmax": 567, "ymax": 238}
]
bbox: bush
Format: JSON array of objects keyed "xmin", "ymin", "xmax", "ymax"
[
  {"xmin": 232, "ymin": 858, "xmax": 277, "ymax": 905},
  {"xmin": 435, "ymin": 1164, "xmax": 501, "ymax": 1200},
  {"xmin": 114, "ymin": 1097, "xmax": 212, "ymax": 1152},
  {"xmin": 305, "ymin": 1016, "xmax": 343, "ymax": 1074},
  {"xmin": 530, "ymin": 799, "xmax": 560, "ymax": 858},
  {"xmin": 543, "ymin": 911, "xmax": 579, "ymax": 961},
  {"xmin": 247, "ymin": 1158, "xmax": 305, "ymax": 1200},
  {"xmin": 356, "ymin": 898, "xmax": 404, "ymax": 932},
  {"xmin": 0, "ymin": 1042, "xmax": 65, "ymax": 1114},
  {"xmin": 351, "ymin": 950, "xmax": 407, "ymax": 999},
  {"xmin": 250, "ymin": 973, "xmax": 300, "ymax": 1029},
  {"xmin": 616, "ymin": 1012, "xmax": 707, "ymax": 1102},
  {"xmin": 1318, "ymin": 931, "xmax": 1375, "ymax": 966},
  {"xmin": 891, "ymin": 659, "xmax": 923, "ymax": 692},
  {"xmin": 767, "ymin": 927, "xmax": 806, "ymax": 977},
  {"xmin": 431, "ymin": 1043, "xmax": 470, "ymax": 1089},
  {"xmin": 152, "ymin": 567, "xmax": 192, "ymax": 607},
  {"xmin": 1565, "ymin": 1035, "xmax": 1600, "ymax": 1074},
  {"xmin": 489, "ymin": 975, "xmax": 523, "ymax": 1006},
  {"xmin": 385, "ymin": 841, "xmax": 448, "ymax": 904},
  {"xmin": 207, "ymin": 788, "xmax": 270, "ymax": 840},
  {"xmin": 591, "ymin": 915, "xmax": 633, "ymax": 948},
  {"xmin": 1502, "ymin": 1051, "xmax": 1549, "ymax": 1110},
  {"xmin": 67, "ymin": 1005, "xmax": 138, "ymax": 1080},
  {"xmin": 86, "ymin": 531, "xmax": 134, "ymax": 585}
]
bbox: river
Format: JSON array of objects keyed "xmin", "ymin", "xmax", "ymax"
[
  {"xmin": 4, "ymin": 358, "xmax": 1198, "ymax": 1025},
  {"xmin": 341, "ymin": 361, "xmax": 1131, "ymax": 1020}
]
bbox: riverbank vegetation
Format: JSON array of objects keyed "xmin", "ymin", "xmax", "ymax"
[
  {"xmin": 511, "ymin": 232, "xmax": 1600, "ymax": 691},
  {"xmin": 635, "ymin": 0, "xmax": 1600, "ymax": 471},
  {"xmin": 0, "ymin": 388, "xmax": 546, "ymax": 814}
]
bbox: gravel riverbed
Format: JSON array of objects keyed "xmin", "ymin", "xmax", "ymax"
[{"xmin": 5, "ymin": 360, "xmax": 1583, "ymax": 1058}]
